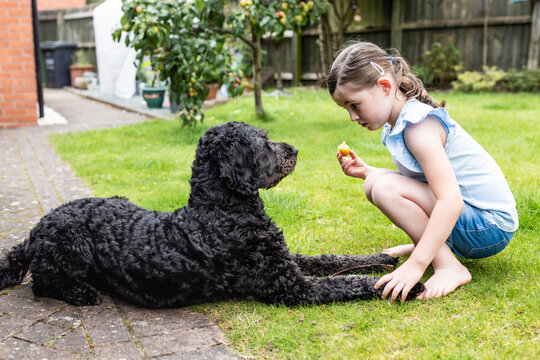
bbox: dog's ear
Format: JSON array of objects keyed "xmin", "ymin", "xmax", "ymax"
[{"xmin": 217, "ymin": 137, "xmax": 258, "ymax": 196}]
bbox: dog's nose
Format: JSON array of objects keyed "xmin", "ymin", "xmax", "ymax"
[{"xmin": 281, "ymin": 143, "xmax": 298, "ymax": 157}]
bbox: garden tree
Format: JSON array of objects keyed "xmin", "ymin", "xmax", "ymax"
[
  {"xmin": 114, "ymin": 0, "xmax": 326, "ymax": 125},
  {"xmin": 224, "ymin": 0, "xmax": 327, "ymax": 114},
  {"xmin": 114, "ymin": 0, "xmax": 240, "ymax": 127},
  {"xmin": 319, "ymin": 0, "xmax": 360, "ymax": 77}
]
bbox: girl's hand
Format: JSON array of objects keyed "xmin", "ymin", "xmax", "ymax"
[
  {"xmin": 374, "ymin": 258, "xmax": 426, "ymax": 302},
  {"xmin": 337, "ymin": 150, "xmax": 372, "ymax": 179}
]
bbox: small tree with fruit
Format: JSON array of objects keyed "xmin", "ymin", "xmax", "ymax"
[
  {"xmin": 114, "ymin": 0, "xmax": 245, "ymax": 127},
  {"xmin": 114, "ymin": 0, "xmax": 327, "ymax": 126},
  {"xmin": 226, "ymin": 0, "xmax": 326, "ymax": 116}
]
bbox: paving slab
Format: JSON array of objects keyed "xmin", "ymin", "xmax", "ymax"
[{"xmin": 0, "ymin": 88, "xmax": 241, "ymax": 359}]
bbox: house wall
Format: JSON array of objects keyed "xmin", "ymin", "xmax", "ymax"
[
  {"xmin": 0, "ymin": 0, "xmax": 38, "ymax": 127},
  {"xmin": 37, "ymin": 0, "xmax": 87, "ymax": 11}
]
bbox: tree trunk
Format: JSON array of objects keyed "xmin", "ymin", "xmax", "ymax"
[
  {"xmin": 251, "ymin": 29, "xmax": 264, "ymax": 116},
  {"xmin": 337, "ymin": 12, "xmax": 345, "ymax": 52},
  {"xmin": 318, "ymin": 11, "xmax": 332, "ymax": 79},
  {"xmin": 332, "ymin": 0, "xmax": 346, "ymax": 55}
]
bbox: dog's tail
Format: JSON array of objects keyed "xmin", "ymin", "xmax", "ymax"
[{"xmin": 0, "ymin": 240, "xmax": 31, "ymax": 290}]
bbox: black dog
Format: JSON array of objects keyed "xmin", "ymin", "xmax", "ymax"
[{"xmin": 0, "ymin": 122, "xmax": 423, "ymax": 307}]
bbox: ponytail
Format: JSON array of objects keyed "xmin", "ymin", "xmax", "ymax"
[{"xmin": 391, "ymin": 56, "xmax": 445, "ymax": 108}]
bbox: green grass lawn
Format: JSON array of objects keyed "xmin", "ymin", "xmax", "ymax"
[{"xmin": 50, "ymin": 90, "xmax": 539, "ymax": 359}]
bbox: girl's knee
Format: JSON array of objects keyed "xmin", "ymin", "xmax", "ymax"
[
  {"xmin": 363, "ymin": 177, "xmax": 375, "ymax": 203},
  {"xmin": 369, "ymin": 174, "xmax": 402, "ymax": 206},
  {"xmin": 364, "ymin": 171, "xmax": 399, "ymax": 204}
]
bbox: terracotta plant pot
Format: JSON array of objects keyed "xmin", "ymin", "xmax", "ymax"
[
  {"xmin": 206, "ymin": 83, "xmax": 219, "ymax": 100},
  {"xmin": 69, "ymin": 64, "xmax": 94, "ymax": 87}
]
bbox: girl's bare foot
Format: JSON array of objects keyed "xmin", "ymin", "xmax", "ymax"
[
  {"xmin": 417, "ymin": 264, "xmax": 472, "ymax": 299},
  {"xmin": 383, "ymin": 244, "xmax": 415, "ymax": 257}
]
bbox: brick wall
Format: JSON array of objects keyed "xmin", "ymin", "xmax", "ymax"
[
  {"xmin": 37, "ymin": 0, "xmax": 87, "ymax": 11},
  {"xmin": 0, "ymin": 0, "xmax": 38, "ymax": 128}
]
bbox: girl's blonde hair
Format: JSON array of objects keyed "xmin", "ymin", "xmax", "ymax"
[{"xmin": 326, "ymin": 41, "xmax": 444, "ymax": 108}]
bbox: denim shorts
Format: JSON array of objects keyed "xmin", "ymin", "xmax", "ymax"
[{"xmin": 445, "ymin": 202, "xmax": 514, "ymax": 259}]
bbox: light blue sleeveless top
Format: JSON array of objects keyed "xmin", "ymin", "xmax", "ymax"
[{"xmin": 381, "ymin": 99, "xmax": 518, "ymax": 232}]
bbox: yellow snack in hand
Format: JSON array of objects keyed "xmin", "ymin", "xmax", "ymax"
[{"xmin": 338, "ymin": 141, "xmax": 350, "ymax": 156}]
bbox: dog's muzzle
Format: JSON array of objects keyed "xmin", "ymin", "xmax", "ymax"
[{"xmin": 279, "ymin": 144, "xmax": 297, "ymax": 175}]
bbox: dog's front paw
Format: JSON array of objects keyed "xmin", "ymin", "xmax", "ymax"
[
  {"xmin": 405, "ymin": 281, "xmax": 425, "ymax": 301},
  {"xmin": 62, "ymin": 284, "xmax": 103, "ymax": 306},
  {"xmin": 371, "ymin": 279, "xmax": 425, "ymax": 301},
  {"xmin": 368, "ymin": 253, "xmax": 399, "ymax": 269}
]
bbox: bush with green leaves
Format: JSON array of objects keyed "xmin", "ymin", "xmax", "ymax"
[
  {"xmin": 216, "ymin": 0, "xmax": 327, "ymax": 116},
  {"xmin": 412, "ymin": 64, "xmax": 434, "ymax": 88},
  {"xmin": 501, "ymin": 67, "xmax": 540, "ymax": 92},
  {"xmin": 230, "ymin": 0, "xmax": 324, "ymax": 39},
  {"xmin": 451, "ymin": 66, "xmax": 506, "ymax": 93},
  {"xmin": 113, "ymin": 0, "xmax": 242, "ymax": 126},
  {"xmin": 422, "ymin": 35, "xmax": 462, "ymax": 87}
]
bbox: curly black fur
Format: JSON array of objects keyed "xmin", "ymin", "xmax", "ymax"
[{"xmin": 0, "ymin": 122, "xmax": 423, "ymax": 307}]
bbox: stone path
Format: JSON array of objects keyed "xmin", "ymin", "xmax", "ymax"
[{"xmin": 0, "ymin": 89, "xmax": 241, "ymax": 359}]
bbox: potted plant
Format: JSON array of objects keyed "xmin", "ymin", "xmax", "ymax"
[
  {"xmin": 167, "ymin": 68, "xmax": 221, "ymax": 114},
  {"xmin": 203, "ymin": 68, "xmax": 222, "ymax": 101},
  {"xmin": 140, "ymin": 61, "xmax": 167, "ymax": 109},
  {"xmin": 69, "ymin": 49, "xmax": 94, "ymax": 87}
]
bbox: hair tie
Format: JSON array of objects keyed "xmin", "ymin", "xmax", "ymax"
[
  {"xmin": 388, "ymin": 56, "xmax": 395, "ymax": 64},
  {"xmin": 369, "ymin": 61, "xmax": 384, "ymax": 75}
]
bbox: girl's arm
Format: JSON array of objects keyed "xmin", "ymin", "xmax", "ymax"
[
  {"xmin": 375, "ymin": 116, "xmax": 463, "ymax": 301},
  {"xmin": 404, "ymin": 116, "xmax": 463, "ymax": 267}
]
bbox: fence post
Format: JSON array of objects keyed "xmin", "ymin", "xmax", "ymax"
[
  {"xmin": 391, "ymin": 0, "xmax": 404, "ymax": 51},
  {"xmin": 483, "ymin": 0, "xmax": 489, "ymax": 67},
  {"xmin": 56, "ymin": 10, "xmax": 65, "ymax": 41},
  {"xmin": 528, "ymin": 0, "xmax": 540, "ymax": 69},
  {"xmin": 294, "ymin": 32, "xmax": 302, "ymax": 86}
]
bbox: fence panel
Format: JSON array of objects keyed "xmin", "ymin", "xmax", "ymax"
[
  {"xmin": 63, "ymin": 15, "xmax": 97, "ymax": 71},
  {"xmin": 261, "ymin": 33, "xmax": 297, "ymax": 86},
  {"xmin": 38, "ymin": 3, "xmax": 98, "ymax": 72},
  {"xmin": 299, "ymin": 0, "xmax": 535, "ymax": 83},
  {"xmin": 38, "ymin": 0, "xmax": 537, "ymax": 88},
  {"xmin": 399, "ymin": 0, "xmax": 533, "ymax": 70},
  {"xmin": 39, "ymin": 18, "xmax": 58, "ymax": 42}
]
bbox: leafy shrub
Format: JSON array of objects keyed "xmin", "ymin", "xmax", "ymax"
[
  {"xmin": 452, "ymin": 66, "xmax": 506, "ymax": 92},
  {"xmin": 422, "ymin": 35, "xmax": 463, "ymax": 87},
  {"xmin": 113, "ymin": 0, "xmax": 242, "ymax": 126},
  {"xmin": 501, "ymin": 67, "xmax": 540, "ymax": 92},
  {"xmin": 412, "ymin": 64, "xmax": 434, "ymax": 88}
]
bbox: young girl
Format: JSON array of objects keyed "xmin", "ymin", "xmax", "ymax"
[{"xmin": 327, "ymin": 41, "xmax": 518, "ymax": 302}]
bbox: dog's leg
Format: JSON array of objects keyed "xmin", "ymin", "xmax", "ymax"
[
  {"xmin": 255, "ymin": 274, "xmax": 424, "ymax": 305},
  {"xmin": 29, "ymin": 235, "xmax": 103, "ymax": 306},
  {"xmin": 290, "ymin": 253, "xmax": 398, "ymax": 276},
  {"xmin": 32, "ymin": 270, "xmax": 103, "ymax": 306}
]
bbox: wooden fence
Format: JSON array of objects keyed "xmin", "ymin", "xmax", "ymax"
[
  {"xmin": 298, "ymin": 0, "xmax": 539, "ymax": 83},
  {"xmin": 39, "ymin": 0, "xmax": 540, "ymax": 87},
  {"xmin": 39, "ymin": 2, "xmax": 99, "ymax": 72}
]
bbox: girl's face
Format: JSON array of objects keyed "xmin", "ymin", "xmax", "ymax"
[{"xmin": 332, "ymin": 80, "xmax": 395, "ymax": 131}]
